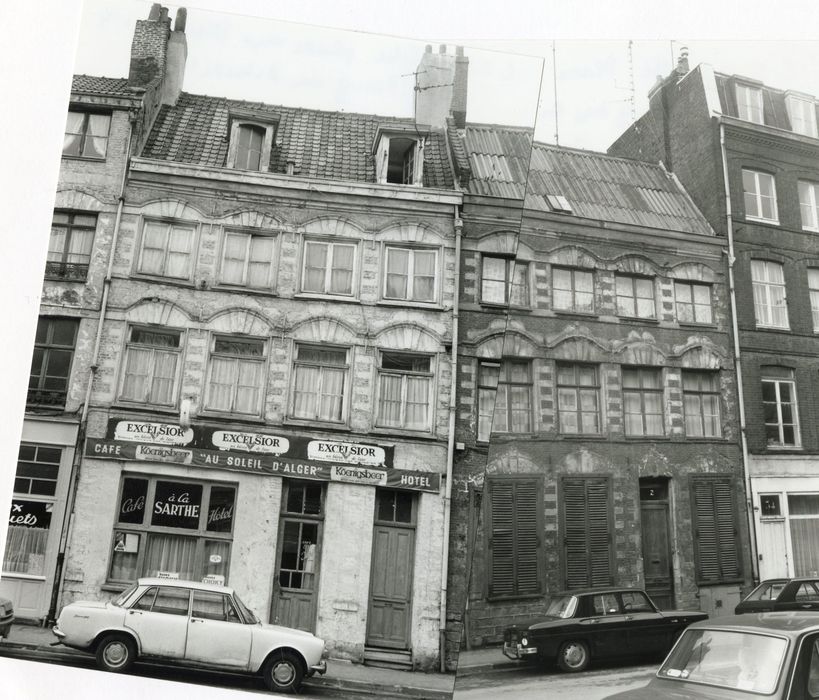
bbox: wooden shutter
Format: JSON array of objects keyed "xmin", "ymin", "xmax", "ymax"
[
  {"xmin": 563, "ymin": 477, "xmax": 613, "ymax": 589},
  {"xmin": 487, "ymin": 479, "xmax": 541, "ymax": 598},
  {"xmin": 692, "ymin": 478, "xmax": 741, "ymax": 584}
]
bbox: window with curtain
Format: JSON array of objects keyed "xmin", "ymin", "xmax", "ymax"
[
  {"xmin": 480, "ymin": 256, "xmax": 529, "ymax": 307},
  {"xmin": 119, "ymin": 327, "xmax": 182, "ymax": 406},
  {"xmin": 809, "ymin": 269, "xmax": 819, "ymax": 331},
  {"xmin": 787, "ymin": 495, "xmax": 819, "ymax": 577},
  {"xmin": 63, "ymin": 110, "xmax": 111, "ymax": 159},
  {"xmin": 205, "ymin": 336, "xmax": 265, "ymax": 415},
  {"xmin": 384, "ymin": 246, "xmax": 437, "ymax": 302},
  {"xmin": 743, "ymin": 170, "xmax": 779, "ymax": 223},
  {"xmin": 786, "ymin": 96, "xmax": 818, "ymax": 137},
  {"xmin": 301, "ymin": 240, "xmax": 356, "ymax": 295},
  {"xmin": 735, "ymin": 84, "xmax": 764, "ymax": 124},
  {"xmin": 557, "ymin": 363, "xmax": 600, "ymax": 434},
  {"xmin": 3, "ymin": 444, "xmax": 62, "ymax": 576},
  {"xmin": 47, "ymin": 211, "xmax": 96, "ymax": 280},
  {"xmin": 28, "ymin": 316, "xmax": 79, "ymax": 407},
  {"xmin": 683, "ymin": 370, "xmax": 722, "ymax": 438},
  {"xmin": 762, "ymin": 369, "xmax": 800, "ymax": 447},
  {"xmin": 108, "ymin": 477, "xmax": 236, "ymax": 585},
  {"xmin": 478, "ymin": 359, "xmax": 532, "ymax": 441},
  {"xmin": 674, "ymin": 281, "xmax": 713, "ymax": 324},
  {"xmin": 751, "ymin": 260, "xmax": 788, "ymax": 328},
  {"xmin": 691, "ymin": 477, "xmax": 741, "ymax": 584},
  {"xmin": 615, "ymin": 274, "xmax": 655, "ymax": 318},
  {"xmin": 138, "ymin": 220, "xmax": 196, "ymax": 279},
  {"xmin": 292, "ymin": 345, "xmax": 348, "ymax": 422},
  {"xmin": 552, "ymin": 267, "xmax": 594, "ymax": 312},
  {"xmin": 623, "ymin": 367, "xmax": 665, "ymax": 436},
  {"xmin": 219, "ymin": 230, "xmax": 275, "ymax": 288},
  {"xmin": 376, "ymin": 352, "xmax": 432, "ymax": 431},
  {"xmin": 800, "ymin": 181, "xmax": 819, "ymax": 232}
]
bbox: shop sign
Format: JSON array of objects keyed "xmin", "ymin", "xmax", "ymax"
[
  {"xmin": 212, "ymin": 430, "xmax": 289, "ymax": 455},
  {"xmin": 151, "ymin": 481, "xmax": 203, "ymax": 529},
  {"xmin": 202, "ymin": 574, "xmax": 224, "ymax": 586},
  {"xmin": 308, "ymin": 440, "xmax": 386, "ymax": 467},
  {"xmin": 86, "ymin": 438, "xmax": 440, "ymax": 493},
  {"xmin": 114, "ymin": 421, "xmax": 193, "ymax": 446},
  {"xmin": 118, "ymin": 478, "xmax": 148, "ymax": 524},
  {"xmin": 206, "ymin": 486, "xmax": 235, "ymax": 533},
  {"xmin": 135, "ymin": 444, "xmax": 193, "ymax": 464},
  {"xmin": 157, "ymin": 571, "xmax": 180, "ymax": 580},
  {"xmin": 8, "ymin": 500, "xmax": 52, "ymax": 529}
]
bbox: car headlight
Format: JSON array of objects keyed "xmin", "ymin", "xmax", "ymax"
[{"xmin": 521, "ymin": 637, "xmax": 528, "ymax": 647}]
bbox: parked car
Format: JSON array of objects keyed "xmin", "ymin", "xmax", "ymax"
[
  {"xmin": 0, "ymin": 595, "xmax": 13, "ymax": 637},
  {"xmin": 735, "ymin": 577, "xmax": 819, "ymax": 614},
  {"xmin": 603, "ymin": 613, "xmax": 819, "ymax": 699},
  {"xmin": 52, "ymin": 577, "xmax": 326, "ymax": 693},
  {"xmin": 502, "ymin": 588, "xmax": 708, "ymax": 672}
]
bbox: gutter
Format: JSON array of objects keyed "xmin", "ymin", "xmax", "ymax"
[
  {"xmin": 47, "ymin": 109, "xmax": 137, "ymax": 622},
  {"xmin": 718, "ymin": 119, "xmax": 760, "ymax": 583},
  {"xmin": 439, "ymin": 208, "xmax": 463, "ymax": 673}
]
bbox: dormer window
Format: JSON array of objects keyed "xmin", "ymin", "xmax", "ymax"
[
  {"xmin": 226, "ymin": 110, "xmax": 278, "ymax": 173},
  {"xmin": 736, "ymin": 84, "xmax": 764, "ymax": 124},
  {"xmin": 785, "ymin": 94, "xmax": 818, "ymax": 138},
  {"xmin": 374, "ymin": 128, "xmax": 423, "ymax": 186}
]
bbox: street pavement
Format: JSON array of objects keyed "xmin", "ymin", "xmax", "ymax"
[{"xmin": 0, "ymin": 623, "xmax": 455, "ymax": 699}]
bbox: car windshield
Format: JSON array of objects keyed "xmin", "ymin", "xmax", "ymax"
[
  {"xmin": 233, "ymin": 593, "xmax": 259, "ymax": 624},
  {"xmin": 112, "ymin": 584, "xmax": 138, "ymax": 607},
  {"xmin": 545, "ymin": 595, "xmax": 578, "ymax": 619},
  {"xmin": 744, "ymin": 580, "xmax": 787, "ymax": 602},
  {"xmin": 659, "ymin": 629, "xmax": 787, "ymax": 695}
]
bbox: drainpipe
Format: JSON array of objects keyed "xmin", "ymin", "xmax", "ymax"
[
  {"xmin": 719, "ymin": 119, "xmax": 760, "ymax": 584},
  {"xmin": 48, "ymin": 109, "xmax": 137, "ymax": 622},
  {"xmin": 439, "ymin": 208, "xmax": 462, "ymax": 673}
]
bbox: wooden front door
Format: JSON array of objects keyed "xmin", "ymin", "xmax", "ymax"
[
  {"xmin": 271, "ymin": 481, "xmax": 323, "ymax": 633},
  {"xmin": 366, "ymin": 490, "xmax": 415, "ymax": 649},
  {"xmin": 639, "ymin": 480, "xmax": 674, "ymax": 609}
]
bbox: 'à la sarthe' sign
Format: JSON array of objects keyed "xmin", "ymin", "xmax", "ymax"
[{"xmin": 106, "ymin": 419, "xmax": 393, "ymax": 468}]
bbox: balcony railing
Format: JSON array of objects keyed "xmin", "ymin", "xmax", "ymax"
[
  {"xmin": 44, "ymin": 261, "xmax": 89, "ymax": 281},
  {"xmin": 27, "ymin": 388, "xmax": 67, "ymax": 408}
]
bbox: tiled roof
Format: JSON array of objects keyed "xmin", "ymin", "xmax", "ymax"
[
  {"xmin": 715, "ymin": 73, "xmax": 819, "ymax": 133},
  {"xmin": 141, "ymin": 92, "xmax": 454, "ymax": 188},
  {"xmin": 524, "ymin": 143, "xmax": 714, "ymax": 235},
  {"xmin": 72, "ymin": 75, "xmax": 135, "ymax": 96}
]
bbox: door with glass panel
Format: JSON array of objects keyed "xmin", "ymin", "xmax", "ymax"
[
  {"xmin": 271, "ymin": 481, "xmax": 323, "ymax": 632},
  {"xmin": 789, "ymin": 494, "xmax": 819, "ymax": 577}
]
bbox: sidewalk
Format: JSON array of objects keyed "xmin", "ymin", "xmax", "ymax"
[
  {"xmin": 454, "ymin": 645, "xmax": 520, "ymax": 676},
  {"xmin": 1, "ymin": 623, "xmax": 454, "ymax": 699}
]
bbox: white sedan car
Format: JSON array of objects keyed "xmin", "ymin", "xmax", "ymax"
[{"xmin": 52, "ymin": 578, "xmax": 326, "ymax": 693}]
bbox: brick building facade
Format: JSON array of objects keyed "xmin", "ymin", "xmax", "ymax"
[{"xmin": 610, "ymin": 53, "xmax": 819, "ymax": 585}]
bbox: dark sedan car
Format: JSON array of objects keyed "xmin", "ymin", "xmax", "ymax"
[
  {"xmin": 735, "ymin": 578, "xmax": 819, "ymax": 614},
  {"xmin": 502, "ymin": 588, "xmax": 708, "ymax": 672}
]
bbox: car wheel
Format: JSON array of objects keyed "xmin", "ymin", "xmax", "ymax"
[
  {"xmin": 95, "ymin": 633, "xmax": 136, "ymax": 673},
  {"xmin": 263, "ymin": 650, "xmax": 305, "ymax": 693},
  {"xmin": 557, "ymin": 640, "xmax": 590, "ymax": 672}
]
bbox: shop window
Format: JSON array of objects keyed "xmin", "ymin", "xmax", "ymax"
[
  {"xmin": 691, "ymin": 477, "xmax": 741, "ymax": 584},
  {"xmin": 683, "ymin": 370, "xmax": 722, "ymax": 438},
  {"xmin": 301, "ymin": 240, "xmax": 356, "ymax": 296},
  {"xmin": 486, "ymin": 477, "xmax": 542, "ymax": 598},
  {"xmin": 674, "ymin": 281, "xmax": 713, "ymax": 324},
  {"xmin": 384, "ymin": 246, "xmax": 437, "ymax": 303},
  {"xmin": 615, "ymin": 274, "xmax": 655, "ymax": 319},
  {"xmin": 204, "ymin": 336, "xmax": 266, "ymax": 416},
  {"xmin": 137, "ymin": 220, "xmax": 196, "ymax": 279},
  {"xmin": 480, "ymin": 256, "xmax": 529, "ymax": 307},
  {"xmin": 557, "ymin": 363, "xmax": 601, "ymax": 434},
  {"xmin": 743, "ymin": 170, "xmax": 779, "ymax": 224},
  {"xmin": 3, "ymin": 444, "xmax": 62, "ymax": 576},
  {"xmin": 623, "ymin": 367, "xmax": 665, "ymax": 436},
  {"xmin": 219, "ymin": 230, "xmax": 276, "ymax": 289},
  {"xmin": 751, "ymin": 260, "xmax": 788, "ymax": 328},
  {"xmin": 800, "ymin": 181, "xmax": 819, "ymax": 232},
  {"xmin": 108, "ymin": 477, "xmax": 236, "ymax": 585},
  {"xmin": 376, "ymin": 352, "xmax": 432, "ymax": 431},
  {"xmin": 63, "ymin": 110, "xmax": 110, "ymax": 159},
  {"xmin": 47, "ymin": 211, "xmax": 96, "ymax": 280},
  {"xmin": 28, "ymin": 316, "xmax": 79, "ymax": 407},
  {"xmin": 291, "ymin": 344, "xmax": 349, "ymax": 423},
  {"xmin": 788, "ymin": 495, "xmax": 819, "ymax": 576},
  {"xmin": 735, "ymin": 84, "xmax": 764, "ymax": 124},
  {"xmin": 561, "ymin": 477, "xmax": 613, "ymax": 589},
  {"xmin": 762, "ymin": 369, "xmax": 800, "ymax": 447},
  {"xmin": 477, "ymin": 359, "xmax": 532, "ymax": 442},
  {"xmin": 278, "ymin": 482, "xmax": 323, "ymax": 591},
  {"xmin": 552, "ymin": 267, "xmax": 594, "ymax": 313},
  {"xmin": 119, "ymin": 327, "xmax": 182, "ymax": 407}
]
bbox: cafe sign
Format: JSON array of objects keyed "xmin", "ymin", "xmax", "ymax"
[
  {"xmin": 212, "ymin": 430, "xmax": 289, "ymax": 455},
  {"xmin": 114, "ymin": 421, "xmax": 193, "ymax": 446},
  {"xmin": 308, "ymin": 440, "xmax": 386, "ymax": 467}
]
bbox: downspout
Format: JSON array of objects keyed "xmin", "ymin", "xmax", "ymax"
[
  {"xmin": 439, "ymin": 208, "xmax": 463, "ymax": 673},
  {"xmin": 48, "ymin": 109, "xmax": 137, "ymax": 622},
  {"xmin": 719, "ymin": 119, "xmax": 760, "ymax": 584}
]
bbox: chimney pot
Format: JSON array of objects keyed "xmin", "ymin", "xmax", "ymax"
[
  {"xmin": 425, "ymin": 44, "xmax": 432, "ymax": 53},
  {"xmin": 159, "ymin": 7, "xmax": 169, "ymax": 22},
  {"xmin": 148, "ymin": 3, "xmax": 162, "ymax": 20},
  {"xmin": 174, "ymin": 8, "xmax": 187, "ymax": 33},
  {"xmin": 456, "ymin": 46, "xmax": 464, "ymax": 57},
  {"xmin": 439, "ymin": 44, "xmax": 446, "ymax": 54}
]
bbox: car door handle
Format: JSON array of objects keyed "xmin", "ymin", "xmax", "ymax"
[
  {"xmin": 625, "ymin": 615, "xmax": 633, "ymax": 621},
  {"xmin": 128, "ymin": 610, "xmax": 142, "ymax": 616},
  {"xmin": 800, "ymin": 604, "xmax": 813, "ymax": 609},
  {"xmin": 191, "ymin": 618, "xmax": 205, "ymax": 623}
]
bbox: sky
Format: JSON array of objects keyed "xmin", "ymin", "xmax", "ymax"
[{"xmin": 1, "ymin": 0, "xmax": 819, "ymax": 698}]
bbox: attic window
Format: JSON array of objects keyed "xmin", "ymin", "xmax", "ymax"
[
  {"xmin": 545, "ymin": 194, "xmax": 572, "ymax": 213},
  {"xmin": 375, "ymin": 130, "xmax": 424, "ymax": 186},
  {"xmin": 785, "ymin": 94, "xmax": 818, "ymax": 138},
  {"xmin": 735, "ymin": 84, "xmax": 764, "ymax": 124},
  {"xmin": 226, "ymin": 114, "xmax": 278, "ymax": 173}
]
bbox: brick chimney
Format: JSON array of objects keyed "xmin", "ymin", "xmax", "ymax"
[
  {"xmin": 128, "ymin": 4, "xmax": 187, "ymax": 105},
  {"xmin": 414, "ymin": 44, "xmax": 468, "ymax": 128}
]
